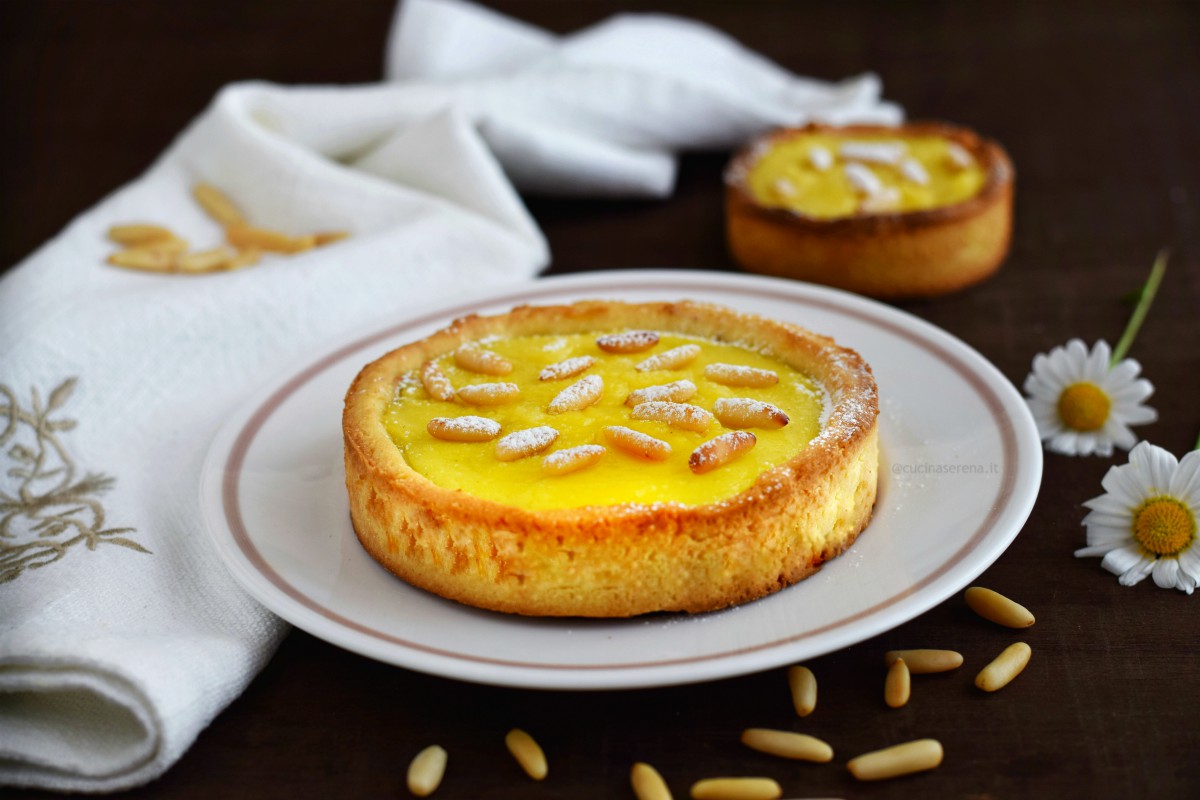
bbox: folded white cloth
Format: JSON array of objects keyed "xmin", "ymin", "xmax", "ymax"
[{"xmin": 0, "ymin": 0, "xmax": 899, "ymax": 792}]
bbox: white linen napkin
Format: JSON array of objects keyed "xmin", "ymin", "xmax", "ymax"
[{"xmin": 0, "ymin": 0, "xmax": 900, "ymax": 792}]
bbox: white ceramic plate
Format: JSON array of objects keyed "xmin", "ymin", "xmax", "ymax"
[{"xmin": 200, "ymin": 270, "xmax": 1041, "ymax": 690}]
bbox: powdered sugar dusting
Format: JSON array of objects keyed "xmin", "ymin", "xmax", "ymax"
[
  {"xmin": 630, "ymin": 401, "xmax": 713, "ymax": 432},
  {"xmin": 625, "ymin": 379, "xmax": 697, "ymax": 407},
  {"xmin": 548, "ymin": 374, "xmax": 604, "ymax": 414},
  {"xmin": 688, "ymin": 431, "xmax": 756, "ymax": 475},
  {"xmin": 596, "ymin": 331, "xmax": 659, "ymax": 353},
  {"xmin": 427, "ymin": 415, "xmax": 502, "ymax": 442},
  {"xmin": 542, "ymin": 444, "xmax": 606, "ymax": 476},
  {"xmin": 713, "ymin": 397, "xmax": 790, "ymax": 429},
  {"xmin": 539, "ymin": 355, "xmax": 596, "ymax": 382},
  {"xmin": 636, "ymin": 344, "xmax": 702, "ymax": 372},
  {"xmin": 495, "ymin": 425, "xmax": 559, "ymax": 461},
  {"xmin": 703, "ymin": 363, "xmax": 779, "ymax": 388}
]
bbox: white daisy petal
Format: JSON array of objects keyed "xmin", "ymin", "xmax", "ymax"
[
  {"xmin": 1031, "ymin": 353, "xmax": 1066, "ymax": 388},
  {"xmin": 1027, "ymin": 383, "xmax": 1063, "ymax": 403},
  {"xmin": 1177, "ymin": 548, "xmax": 1200, "ymax": 587},
  {"xmin": 1085, "ymin": 341, "xmax": 1110, "ymax": 382},
  {"xmin": 1177, "ymin": 571, "xmax": 1196, "ymax": 595},
  {"xmin": 1168, "ymin": 449, "xmax": 1200, "ymax": 502},
  {"xmin": 1101, "ymin": 464, "xmax": 1146, "ymax": 507},
  {"xmin": 1103, "ymin": 420, "xmax": 1138, "ymax": 451},
  {"xmin": 1139, "ymin": 443, "xmax": 1179, "ymax": 493},
  {"xmin": 1092, "ymin": 437, "xmax": 1115, "ymax": 458},
  {"xmin": 1082, "ymin": 491, "xmax": 1133, "ymax": 515},
  {"xmin": 1115, "ymin": 404, "xmax": 1157, "ymax": 425},
  {"xmin": 1048, "ymin": 432, "xmax": 1081, "ymax": 455},
  {"xmin": 1118, "ymin": 557, "xmax": 1155, "ymax": 587},
  {"xmin": 1100, "ymin": 544, "xmax": 1144, "ymax": 577},
  {"xmin": 1081, "ymin": 522, "xmax": 1131, "ymax": 543},
  {"xmin": 1065, "ymin": 339, "xmax": 1089, "ymax": 366},
  {"xmin": 1032, "ymin": 410, "xmax": 1064, "ymax": 433},
  {"xmin": 1108, "ymin": 378, "xmax": 1155, "ymax": 404},
  {"xmin": 1152, "ymin": 558, "xmax": 1179, "ymax": 590},
  {"xmin": 1103, "ymin": 358, "xmax": 1141, "ymax": 386}
]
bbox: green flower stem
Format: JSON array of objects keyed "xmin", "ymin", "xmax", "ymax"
[{"xmin": 1110, "ymin": 248, "xmax": 1169, "ymax": 365}]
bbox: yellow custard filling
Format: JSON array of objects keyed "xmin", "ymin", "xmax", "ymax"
[
  {"xmin": 383, "ymin": 332, "xmax": 824, "ymax": 510},
  {"xmin": 746, "ymin": 133, "xmax": 986, "ymax": 219}
]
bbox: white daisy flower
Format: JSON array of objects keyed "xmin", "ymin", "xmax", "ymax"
[
  {"xmin": 1023, "ymin": 339, "xmax": 1157, "ymax": 457},
  {"xmin": 1076, "ymin": 441, "xmax": 1200, "ymax": 594}
]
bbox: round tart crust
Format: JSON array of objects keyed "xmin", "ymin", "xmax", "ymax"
[
  {"xmin": 725, "ymin": 122, "xmax": 1015, "ymax": 299},
  {"xmin": 343, "ymin": 300, "xmax": 879, "ymax": 618}
]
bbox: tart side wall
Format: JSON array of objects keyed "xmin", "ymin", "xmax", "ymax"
[{"xmin": 726, "ymin": 180, "xmax": 1013, "ymax": 299}]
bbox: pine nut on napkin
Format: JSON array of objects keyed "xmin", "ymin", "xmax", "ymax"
[{"xmin": 0, "ymin": 0, "xmax": 900, "ymax": 791}]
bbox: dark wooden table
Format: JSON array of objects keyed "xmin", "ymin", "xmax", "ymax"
[{"xmin": 4, "ymin": 1, "xmax": 1198, "ymax": 797}]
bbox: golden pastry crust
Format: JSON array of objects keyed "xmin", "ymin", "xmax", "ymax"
[
  {"xmin": 725, "ymin": 122, "xmax": 1014, "ymax": 299},
  {"xmin": 343, "ymin": 300, "xmax": 878, "ymax": 617}
]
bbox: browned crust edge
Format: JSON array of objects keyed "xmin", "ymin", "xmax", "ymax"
[
  {"xmin": 342, "ymin": 300, "xmax": 879, "ymax": 618},
  {"xmin": 724, "ymin": 121, "xmax": 1015, "ymax": 299}
]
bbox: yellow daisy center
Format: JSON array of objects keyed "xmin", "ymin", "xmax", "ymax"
[
  {"xmin": 1132, "ymin": 497, "xmax": 1196, "ymax": 556},
  {"xmin": 1057, "ymin": 382, "xmax": 1110, "ymax": 432}
]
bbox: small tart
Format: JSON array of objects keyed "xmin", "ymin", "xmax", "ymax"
[
  {"xmin": 725, "ymin": 122, "xmax": 1014, "ymax": 299},
  {"xmin": 343, "ymin": 300, "xmax": 878, "ymax": 617}
]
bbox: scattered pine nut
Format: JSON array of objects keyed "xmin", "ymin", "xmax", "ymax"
[
  {"xmin": 496, "ymin": 426, "xmax": 559, "ymax": 462},
  {"xmin": 421, "ymin": 360, "xmax": 456, "ymax": 402},
  {"xmin": 427, "ymin": 416, "xmax": 501, "ymax": 442},
  {"xmin": 542, "ymin": 444, "xmax": 606, "ymax": 476},
  {"xmin": 406, "ymin": 745, "xmax": 447, "ymax": 797},
  {"xmin": 457, "ymin": 382, "xmax": 520, "ymax": 406},
  {"xmin": 787, "ymin": 665, "xmax": 817, "ymax": 717},
  {"xmin": 193, "ymin": 183, "xmax": 246, "ymax": 226},
  {"xmin": 178, "ymin": 246, "xmax": 235, "ymax": 273},
  {"xmin": 453, "ymin": 345, "xmax": 513, "ymax": 376},
  {"xmin": 226, "ymin": 222, "xmax": 314, "ymax": 254},
  {"xmin": 107, "ymin": 223, "xmax": 176, "ymax": 247},
  {"xmin": 712, "ymin": 398, "xmax": 789, "ymax": 430},
  {"xmin": 884, "ymin": 649, "xmax": 963, "ymax": 674},
  {"xmin": 739, "ymin": 728, "xmax": 833, "ymax": 763},
  {"xmin": 689, "ymin": 777, "xmax": 781, "ymax": 800},
  {"xmin": 689, "ymin": 431, "xmax": 756, "ymax": 475},
  {"xmin": 604, "ymin": 426, "xmax": 672, "ymax": 461},
  {"xmin": 505, "ymin": 728, "xmax": 547, "ymax": 780},
  {"xmin": 630, "ymin": 401, "xmax": 713, "ymax": 432},
  {"xmin": 313, "ymin": 230, "xmax": 350, "ymax": 246},
  {"xmin": 106, "ymin": 247, "xmax": 177, "ymax": 273},
  {"xmin": 596, "ymin": 330, "xmax": 659, "ymax": 353},
  {"xmin": 703, "ymin": 363, "xmax": 779, "ymax": 388},
  {"xmin": 625, "ymin": 380, "xmax": 697, "ymax": 407},
  {"xmin": 847, "ymin": 739, "xmax": 943, "ymax": 781},
  {"xmin": 964, "ymin": 586, "xmax": 1035, "ymax": 628},
  {"xmin": 975, "ymin": 642, "xmax": 1032, "ymax": 692},
  {"xmin": 547, "ymin": 374, "xmax": 603, "ymax": 414},
  {"xmin": 539, "ymin": 355, "xmax": 596, "ymax": 382},
  {"xmin": 885, "ymin": 658, "xmax": 910, "ymax": 708},
  {"xmin": 636, "ymin": 344, "xmax": 702, "ymax": 372},
  {"xmin": 227, "ymin": 247, "xmax": 262, "ymax": 269},
  {"xmin": 631, "ymin": 762, "xmax": 672, "ymax": 800}
]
